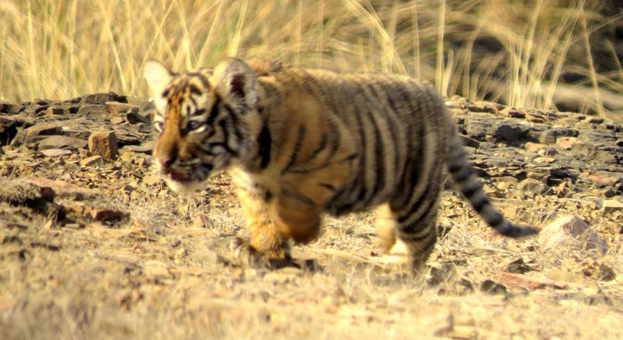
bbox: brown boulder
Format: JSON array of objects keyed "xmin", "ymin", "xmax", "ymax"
[{"xmin": 88, "ymin": 132, "xmax": 118, "ymax": 160}]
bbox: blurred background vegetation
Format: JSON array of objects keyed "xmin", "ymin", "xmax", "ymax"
[{"xmin": 1, "ymin": 0, "xmax": 622, "ymax": 118}]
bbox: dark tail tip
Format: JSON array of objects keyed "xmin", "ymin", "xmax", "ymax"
[{"xmin": 498, "ymin": 224, "xmax": 539, "ymax": 238}]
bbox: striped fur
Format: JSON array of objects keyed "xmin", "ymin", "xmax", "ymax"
[{"xmin": 143, "ymin": 58, "xmax": 537, "ymax": 272}]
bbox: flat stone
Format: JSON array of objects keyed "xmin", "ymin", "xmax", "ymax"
[
  {"xmin": 491, "ymin": 121, "xmax": 531, "ymax": 145},
  {"xmin": 0, "ymin": 102, "xmax": 24, "ymax": 114},
  {"xmin": 602, "ymin": 199, "xmax": 623, "ymax": 213},
  {"xmin": 77, "ymin": 104, "xmax": 106, "ymax": 117},
  {"xmin": 126, "ymin": 110, "xmax": 150, "ymax": 124},
  {"xmin": 13, "ymin": 123, "xmax": 60, "ymax": 146},
  {"xmin": 517, "ymin": 178, "xmax": 548, "ymax": 198},
  {"xmin": 90, "ymin": 208, "xmax": 128, "ymax": 222},
  {"xmin": 526, "ymin": 114, "xmax": 546, "ymax": 123},
  {"xmin": 524, "ymin": 142, "xmax": 547, "ymax": 153},
  {"xmin": 110, "ymin": 116, "xmax": 125, "ymax": 125},
  {"xmin": 88, "ymin": 132, "xmax": 118, "ymax": 160},
  {"xmin": 499, "ymin": 272, "xmax": 568, "ymax": 290},
  {"xmin": 539, "ymin": 128, "xmax": 579, "ymax": 144},
  {"xmin": 80, "ymin": 92, "xmax": 119, "ymax": 105},
  {"xmin": 570, "ymin": 142, "xmax": 596, "ymax": 157},
  {"xmin": 122, "ymin": 143, "xmax": 152, "ymax": 154},
  {"xmin": 499, "ymin": 107, "xmax": 526, "ymax": 118},
  {"xmin": 580, "ymin": 171, "xmax": 622, "ymax": 187},
  {"xmin": 459, "ymin": 134, "xmax": 480, "ymax": 148},
  {"xmin": 66, "ymin": 201, "xmax": 128, "ymax": 222},
  {"xmin": 539, "ymin": 215, "xmax": 609, "ymax": 256},
  {"xmin": 43, "ymin": 107, "xmax": 66, "ymax": 115},
  {"xmin": 80, "ymin": 155, "xmax": 103, "ymax": 167},
  {"xmin": 467, "ymin": 101, "xmax": 501, "ymax": 113},
  {"xmin": 38, "ymin": 135, "xmax": 88, "ymax": 150},
  {"xmin": 105, "ymin": 101, "xmax": 137, "ymax": 115},
  {"xmin": 40, "ymin": 148, "xmax": 72, "ymax": 157},
  {"xmin": 24, "ymin": 177, "xmax": 94, "ymax": 199}
]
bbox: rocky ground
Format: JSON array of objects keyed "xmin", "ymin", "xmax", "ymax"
[{"xmin": 0, "ymin": 93, "xmax": 622, "ymax": 339}]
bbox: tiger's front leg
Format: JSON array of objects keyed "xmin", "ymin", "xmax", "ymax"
[
  {"xmin": 234, "ymin": 179, "xmax": 323, "ymax": 268},
  {"xmin": 235, "ymin": 184, "xmax": 292, "ymax": 267}
]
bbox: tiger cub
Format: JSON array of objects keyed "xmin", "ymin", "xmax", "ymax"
[{"xmin": 143, "ymin": 58, "xmax": 537, "ymax": 272}]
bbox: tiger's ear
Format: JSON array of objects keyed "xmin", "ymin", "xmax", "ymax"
[
  {"xmin": 213, "ymin": 58, "xmax": 257, "ymax": 108},
  {"xmin": 143, "ymin": 60, "xmax": 173, "ymax": 99}
]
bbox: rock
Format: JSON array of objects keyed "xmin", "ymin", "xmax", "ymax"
[
  {"xmin": 557, "ymin": 137, "xmax": 578, "ymax": 149},
  {"xmin": 539, "ymin": 128, "xmax": 579, "ymax": 144},
  {"xmin": 77, "ymin": 104, "xmax": 107, "ymax": 117},
  {"xmin": 498, "ymin": 272, "xmax": 568, "ymax": 290},
  {"xmin": 539, "ymin": 215, "xmax": 609, "ymax": 256},
  {"xmin": 12, "ymin": 123, "xmax": 60, "ymax": 146},
  {"xmin": 90, "ymin": 208, "xmax": 128, "ymax": 222},
  {"xmin": 80, "ymin": 155, "xmax": 103, "ymax": 167},
  {"xmin": 0, "ymin": 101, "xmax": 24, "ymax": 114},
  {"xmin": 524, "ymin": 142, "xmax": 547, "ymax": 153},
  {"xmin": 504, "ymin": 258, "xmax": 534, "ymax": 274},
  {"xmin": 0, "ymin": 178, "xmax": 55, "ymax": 206},
  {"xmin": 43, "ymin": 107, "xmax": 66, "ymax": 115},
  {"xmin": 66, "ymin": 201, "xmax": 128, "ymax": 222},
  {"xmin": 479, "ymin": 279, "xmax": 509, "ymax": 295},
  {"xmin": 570, "ymin": 142, "xmax": 596, "ymax": 157},
  {"xmin": 459, "ymin": 134, "xmax": 480, "ymax": 148},
  {"xmin": 143, "ymin": 260, "xmax": 170, "ymax": 279},
  {"xmin": 126, "ymin": 110, "xmax": 150, "ymax": 124},
  {"xmin": 38, "ymin": 135, "xmax": 88, "ymax": 150},
  {"xmin": 24, "ymin": 177, "xmax": 94, "ymax": 200},
  {"xmin": 0, "ymin": 116, "xmax": 34, "ymax": 146},
  {"xmin": 517, "ymin": 178, "xmax": 548, "ymax": 198},
  {"xmin": 580, "ymin": 171, "xmax": 622, "ymax": 188},
  {"xmin": 594, "ymin": 150, "xmax": 617, "ymax": 164},
  {"xmin": 88, "ymin": 132, "xmax": 118, "ymax": 160},
  {"xmin": 40, "ymin": 148, "xmax": 72, "ymax": 157},
  {"xmin": 80, "ymin": 92, "xmax": 119, "ymax": 105},
  {"xmin": 526, "ymin": 113, "xmax": 546, "ymax": 123},
  {"xmin": 602, "ymin": 199, "xmax": 623, "ymax": 213},
  {"xmin": 105, "ymin": 101, "xmax": 137, "ymax": 115},
  {"xmin": 549, "ymin": 167, "xmax": 578, "ymax": 182},
  {"xmin": 491, "ymin": 121, "xmax": 531, "ymax": 145},
  {"xmin": 110, "ymin": 116, "xmax": 125, "ymax": 125},
  {"xmin": 499, "ymin": 107, "xmax": 526, "ymax": 118},
  {"xmin": 122, "ymin": 142, "xmax": 152, "ymax": 154},
  {"xmin": 467, "ymin": 101, "xmax": 501, "ymax": 113},
  {"xmin": 464, "ymin": 118, "xmax": 492, "ymax": 141}
]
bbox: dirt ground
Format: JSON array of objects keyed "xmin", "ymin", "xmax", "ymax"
[{"xmin": 1, "ymin": 95, "xmax": 622, "ymax": 339}]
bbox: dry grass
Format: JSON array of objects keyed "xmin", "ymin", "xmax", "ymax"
[
  {"xmin": 0, "ymin": 0, "xmax": 621, "ymax": 116},
  {"xmin": 1, "ymin": 169, "xmax": 622, "ymax": 340},
  {"xmin": 2, "ymin": 1, "xmax": 623, "ymax": 339}
]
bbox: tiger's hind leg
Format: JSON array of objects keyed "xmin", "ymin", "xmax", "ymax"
[{"xmin": 377, "ymin": 184, "xmax": 442, "ymax": 275}]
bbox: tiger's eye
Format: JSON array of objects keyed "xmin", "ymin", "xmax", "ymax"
[{"xmin": 188, "ymin": 120, "xmax": 203, "ymax": 130}]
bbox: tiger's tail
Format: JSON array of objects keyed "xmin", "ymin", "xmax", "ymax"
[{"xmin": 446, "ymin": 131, "xmax": 538, "ymax": 237}]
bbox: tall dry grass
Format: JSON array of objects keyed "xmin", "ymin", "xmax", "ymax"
[{"xmin": 0, "ymin": 0, "xmax": 621, "ymax": 115}]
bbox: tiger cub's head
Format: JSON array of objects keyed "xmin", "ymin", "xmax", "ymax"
[{"xmin": 143, "ymin": 58, "xmax": 261, "ymax": 194}]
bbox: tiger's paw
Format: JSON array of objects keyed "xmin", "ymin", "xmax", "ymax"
[{"xmin": 231, "ymin": 237, "xmax": 295, "ymax": 269}]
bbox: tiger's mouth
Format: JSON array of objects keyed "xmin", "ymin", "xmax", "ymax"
[
  {"xmin": 161, "ymin": 168, "xmax": 205, "ymax": 195},
  {"xmin": 168, "ymin": 170, "xmax": 193, "ymax": 182},
  {"xmin": 161, "ymin": 163, "xmax": 213, "ymax": 185}
]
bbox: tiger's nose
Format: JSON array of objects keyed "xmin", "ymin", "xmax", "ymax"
[{"xmin": 160, "ymin": 155, "xmax": 176, "ymax": 168}]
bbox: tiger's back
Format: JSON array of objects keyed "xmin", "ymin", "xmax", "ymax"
[{"xmin": 143, "ymin": 58, "xmax": 537, "ymax": 272}]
